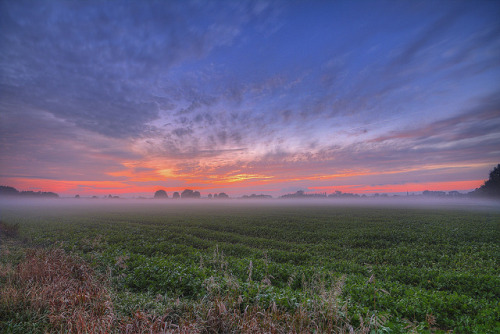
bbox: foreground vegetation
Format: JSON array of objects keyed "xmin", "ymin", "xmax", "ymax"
[{"xmin": 1, "ymin": 201, "xmax": 499, "ymax": 333}]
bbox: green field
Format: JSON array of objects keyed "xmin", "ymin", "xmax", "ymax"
[{"xmin": 1, "ymin": 200, "xmax": 499, "ymax": 333}]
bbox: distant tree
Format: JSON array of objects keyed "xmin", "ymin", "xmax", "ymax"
[
  {"xmin": 448, "ymin": 191, "xmax": 462, "ymax": 198},
  {"xmin": 19, "ymin": 191, "xmax": 58, "ymax": 198},
  {"xmin": 75, "ymin": 194, "xmax": 80, "ymax": 198},
  {"xmin": 328, "ymin": 191, "xmax": 359, "ymax": 198},
  {"xmin": 180, "ymin": 189, "xmax": 201, "ymax": 199},
  {"xmin": 423, "ymin": 190, "xmax": 445, "ymax": 197},
  {"xmin": 474, "ymin": 164, "xmax": 500, "ymax": 198},
  {"xmin": 173, "ymin": 192, "xmax": 180, "ymax": 199},
  {"xmin": 19, "ymin": 191, "xmax": 34, "ymax": 197},
  {"xmin": 0, "ymin": 186, "xmax": 61, "ymax": 198},
  {"xmin": 217, "ymin": 192, "xmax": 229, "ymax": 199},
  {"xmin": 280, "ymin": 190, "xmax": 326, "ymax": 199},
  {"xmin": 0, "ymin": 186, "xmax": 19, "ymax": 196},
  {"xmin": 154, "ymin": 189, "xmax": 168, "ymax": 199},
  {"xmin": 242, "ymin": 194, "xmax": 272, "ymax": 199},
  {"xmin": 181, "ymin": 189, "xmax": 194, "ymax": 198},
  {"xmin": 208, "ymin": 193, "xmax": 213, "ymax": 199}
]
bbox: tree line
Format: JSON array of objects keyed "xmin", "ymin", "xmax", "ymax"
[
  {"xmin": 0, "ymin": 186, "xmax": 59, "ymax": 198},
  {"xmin": 154, "ymin": 189, "xmax": 229, "ymax": 199},
  {"xmin": 1, "ymin": 164, "xmax": 498, "ymax": 200}
]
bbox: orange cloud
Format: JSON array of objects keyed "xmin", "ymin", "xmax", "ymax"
[
  {"xmin": 0, "ymin": 178, "xmax": 131, "ymax": 195},
  {"xmin": 309, "ymin": 180, "xmax": 483, "ymax": 194}
]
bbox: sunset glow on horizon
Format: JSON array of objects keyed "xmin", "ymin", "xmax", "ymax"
[{"xmin": 1, "ymin": 1, "xmax": 499, "ymax": 198}]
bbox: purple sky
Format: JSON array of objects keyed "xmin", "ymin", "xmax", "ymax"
[{"xmin": 1, "ymin": 0, "xmax": 499, "ymax": 197}]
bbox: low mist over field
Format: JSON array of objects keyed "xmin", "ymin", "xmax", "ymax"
[
  {"xmin": 1, "ymin": 198, "xmax": 499, "ymax": 332},
  {"xmin": 1, "ymin": 196, "xmax": 499, "ymax": 215}
]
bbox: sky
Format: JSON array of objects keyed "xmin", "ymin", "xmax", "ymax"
[{"xmin": 1, "ymin": 0, "xmax": 499, "ymax": 198}]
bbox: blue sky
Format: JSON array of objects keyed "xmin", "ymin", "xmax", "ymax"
[{"xmin": 1, "ymin": 0, "xmax": 499, "ymax": 197}]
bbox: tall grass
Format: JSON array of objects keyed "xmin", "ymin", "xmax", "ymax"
[
  {"xmin": 1, "ymin": 248, "xmax": 114, "ymax": 333},
  {"xmin": 1, "ymin": 246, "xmax": 383, "ymax": 333}
]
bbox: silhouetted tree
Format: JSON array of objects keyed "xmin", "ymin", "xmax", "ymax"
[
  {"xmin": 1, "ymin": 186, "xmax": 60, "ymax": 198},
  {"xmin": 217, "ymin": 192, "xmax": 229, "ymax": 199},
  {"xmin": 280, "ymin": 190, "xmax": 326, "ymax": 199},
  {"xmin": 328, "ymin": 191, "xmax": 359, "ymax": 198},
  {"xmin": 75, "ymin": 194, "xmax": 80, "ymax": 198},
  {"xmin": 180, "ymin": 189, "xmax": 201, "ymax": 198},
  {"xmin": 19, "ymin": 191, "xmax": 59, "ymax": 198},
  {"xmin": 154, "ymin": 189, "xmax": 168, "ymax": 199},
  {"xmin": 181, "ymin": 189, "xmax": 194, "ymax": 198},
  {"xmin": 423, "ymin": 190, "xmax": 445, "ymax": 197},
  {"xmin": 208, "ymin": 193, "xmax": 213, "ymax": 199},
  {"xmin": 242, "ymin": 194, "xmax": 272, "ymax": 199},
  {"xmin": 474, "ymin": 164, "xmax": 500, "ymax": 198},
  {"xmin": 173, "ymin": 192, "xmax": 180, "ymax": 199},
  {"xmin": 0, "ymin": 186, "xmax": 19, "ymax": 196}
]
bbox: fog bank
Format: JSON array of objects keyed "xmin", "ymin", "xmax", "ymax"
[{"xmin": 1, "ymin": 196, "xmax": 499, "ymax": 214}]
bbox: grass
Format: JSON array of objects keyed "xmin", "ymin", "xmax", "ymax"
[
  {"xmin": 0, "ymin": 248, "xmax": 114, "ymax": 333},
  {"xmin": 0, "ymin": 201, "xmax": 499, "ymax": 333},
  {"xmin": 0, "ymin": 245, "xmax": 378, "ymax": 333}
]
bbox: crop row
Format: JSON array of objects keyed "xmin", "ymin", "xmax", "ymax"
[{"xmin": 1, "ymin": 202, "xmax": 499, "ymax": 332}]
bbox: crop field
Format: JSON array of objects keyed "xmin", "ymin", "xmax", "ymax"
[{"xmin": 0, "ymin": 200, "xmax": 499, "ymax": 333}]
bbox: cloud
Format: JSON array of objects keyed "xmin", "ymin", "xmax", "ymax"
[
  {"xmin": 0, "ymin": 109, "xmax": 140, "ymax": 181},
  {"xmin": 0, "ymin": 0, "xmax": 281, "ymax": 138},
  {"xmin": 184, "ymin": 92, "xmax": 500, "ymax": 187},
  {"xmin": 172, "ymin": 127, "xmax": 193, "ymax": 137},
  {"xmin": 371, "ymin": 92, "xmax": 500, "ymax": 144},
  {"xmin": 1, "ymin": 1, "xmax": 499, "ymax": 196},
  {"xmin": 3, "ymin": 0, "xmax": 496, "ymax": 162},
  {"xmin": 391, "ymin": 8, "xmax": 464, "ymax": 67}
]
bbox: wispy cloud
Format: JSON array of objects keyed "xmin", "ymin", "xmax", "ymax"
[{"xmin": 1, "ymin": 0, "xmax": 499, "ymax": 196}]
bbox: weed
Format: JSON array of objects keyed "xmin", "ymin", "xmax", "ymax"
[
  {"xmin": 0, "ymin": 203, "xmax": 498, "ymax": 332},
  {"xmin": 0, "ymin": 248, "xmax": 114, "ymax": 333},
  {"xmin": 0, "ymin": 221, "xmax": 19, "ymax": 238}
]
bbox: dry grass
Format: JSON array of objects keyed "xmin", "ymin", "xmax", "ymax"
[
  {"xmin": 1, "ymin": 246, "xmax": 384, "ymax": 333},
  {"xmin": 1, "ymin": 248, "xmax": 114, "ymax": 333},
  {"xmin": 117, "ymin": 299, "xmax": 380, "ymax": 334}
]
